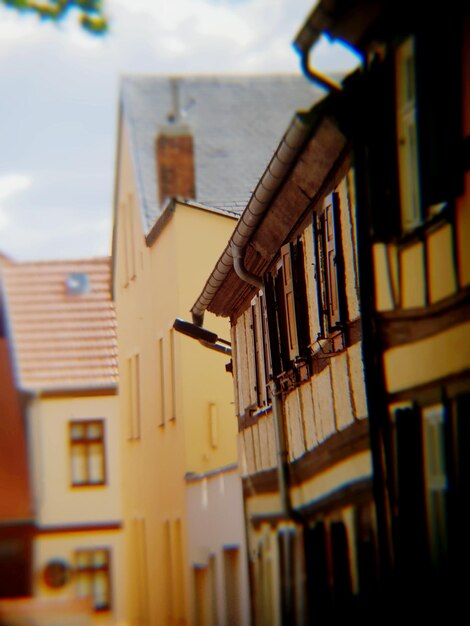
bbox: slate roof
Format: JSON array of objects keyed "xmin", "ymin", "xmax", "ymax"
[
  {"xmin": 120, "ymin": 74, "xmax": 323, "ymax": 234},
  {"xmin": 1, "ymin": 257, "xmax": 118, "ymax": 393}
]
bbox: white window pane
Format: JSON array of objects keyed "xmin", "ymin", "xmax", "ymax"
[
  {"xmin": 87, "ymin": 422, "xmax": 103, "ymax": 440},
  {"xmin": 71, "ymin": 445, "xmax": 88, "ymax": 484},
  {"xmin": 94, "ymin": 571, "xmax": 110, "ymax": 609},
  {"xmin": 89, "ymin": 443, "xmax": 105, "ymax": 483},
  {"xmin": 76, "ymin": 571, "xmax": 92, "ymax": 598},
  {"xmin": 71, "ymin": 423, "xmax": 85, "ymax": 440}
]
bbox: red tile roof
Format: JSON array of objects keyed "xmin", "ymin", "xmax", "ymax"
[{"xmin": 1, "ymin": 258, "xmax": 118, "ymax": 392}]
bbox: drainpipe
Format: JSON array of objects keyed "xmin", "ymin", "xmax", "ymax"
[
  {"xmin": 300, "ymin": 48, "xmax": 343, "ymax": 92},
  {"xmin": 230, "ymin": 243, "xmax": 263, "ymax": 291},
  {"xmin": 270, "ymin": 380, "xmax": 291, "ymax": 517}
]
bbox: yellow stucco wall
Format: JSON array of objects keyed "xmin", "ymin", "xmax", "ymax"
[
  {"xmin": 28, "ymin": 395, "xmax": 121, "ymax": 527},
  {"xmin": 114, "ymin": 120, "xmax": 239, "ymax": 626},
  {"xmin": 384, "ymin": 320, "xmax": 470, "ymax": 393},
  {"xmin": 26, "ymin": 393, "xmax": 124, "ymax": 625},
  {"xmin": 33, "ymin": 530, "xmax": 125, "ymax": 626}
]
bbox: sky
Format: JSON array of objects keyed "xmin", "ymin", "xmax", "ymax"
[{"xmin": 0, "ymin": 0, "xmax": 360, "ymax": 262}]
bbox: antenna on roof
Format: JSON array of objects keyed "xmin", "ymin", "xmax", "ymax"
[
  {"xmin": 66, "ymin": 272, "xmax": 89, "ymax": 295},
  {"xmin": 168, "ymin": 78, "xmax": 180, "ymax": 123}
]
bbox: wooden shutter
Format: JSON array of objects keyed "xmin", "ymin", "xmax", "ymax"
[
  {"xmin": 291, "ymin": 237, "xmax": 311, "ymax": 356},
  {"xmin": 304, "ymin": 522, "xmax": 331, "ymax": 619},
  {"xmin": 244, "ymin": 308, "xmax": 257, "ymax": 408},
  {"xmin": 274, "ymin": 268, "xmax": 291, "ymax": 373},
  {"xmin": 330, "ymin": 521, "xmax": 353, "ymax": 608},
  {"xmin": 416, "ymin": 12, "xmax": 463, "ymax": 209},
  {"xmin": 260, "ymin": 293, "xmax": 272, "ymax": 402},
  {"xmin": 263, "ymin": 273, "xmax": 282, "ymax": 378},
  {"xmin": 395, "ymin": 406, "xmax": 428, "ymax": 577},
  {"xmin": 252, "ymin": 300, "xmax": 267, "ymax": 407},
  {"xmin": 278, "ymin": 529, "xmax": 296, "ymax": 625},
  {"xmin": 313, "ymin": 213, "xmax": 327, "ymax": 338},
  {"xmin": 346, "ymin": 58, "xmax": 401, "ymax": 239},
  {"xmin": 281, "ymin": 243, "xmax": 299, "ymax": 361},
  {"xmin": 323, "ymin": 193, "xmax": 346, "ymax": 330}
]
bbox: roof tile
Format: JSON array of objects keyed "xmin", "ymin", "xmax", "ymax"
[{"xmin": 1, "ymin": 258, "xmax": 117, "ymax": 392}]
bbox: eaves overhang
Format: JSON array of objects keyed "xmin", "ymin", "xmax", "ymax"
[
  {"xmin": 191, "ymin": 99, "xmax": 349, "ymax": 322},
  {"xmin": 293, "ymin": 0, "xmax": 384, "ymax": 56}
]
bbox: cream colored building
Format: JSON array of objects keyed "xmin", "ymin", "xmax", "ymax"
[
  {"xmin": 1, "ymin": 258, "xmax": 125, "ymax": 625},
  {"xmin": 112, "ymin": 75, "xmax": 322, "ymax": 625}
]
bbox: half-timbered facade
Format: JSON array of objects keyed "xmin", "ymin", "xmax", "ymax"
[
  {"xmin": 190, "ymin": 101, "xmax": 378, "ymax": 623},
  {"xmin": 294, "ymin": 0, "xmax": 470, "ymax": 615}
]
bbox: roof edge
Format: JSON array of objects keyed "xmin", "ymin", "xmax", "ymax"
[{"xmin": 190, "ymin": 105, "xmax": 323, "ymax": 325}]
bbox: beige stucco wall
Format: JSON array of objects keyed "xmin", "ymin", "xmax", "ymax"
[
  {"xmin": 33, "ymin": 530, "xmax": 125, "ymax": 626},
  {"xmin": 384, "ymin": 320, "xmax": 470, "ymax": 393},
  {"xmin": 185, "ymin": 466, "xmax": 250, "ymax": 626},
  {"xmin": 27, "ymin": 394, "xmax": 121, "ymax": 527},
  {"xmin": 24, "ymin": 392, "xmax": 124, "ymax": 625},
  {"xmin": 114, "ymin": 120, "xmax": 239, "ymax": 626}
]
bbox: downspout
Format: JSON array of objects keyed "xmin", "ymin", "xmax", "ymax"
[
  {"xmin": 300, "ymin": 48, "xmax": 343, "ymax": 92},
  {"xmin": 270, "ymin": 380, "xmax": 291, "ymax": 517},
  {"xmin": 230, "ymin": 243, "xmax": 263, "ymax": 290}
]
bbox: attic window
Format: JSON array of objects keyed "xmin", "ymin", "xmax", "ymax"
[{"xmin": 66, "ymin": 272, "xmax": 90, "ymax": 295}]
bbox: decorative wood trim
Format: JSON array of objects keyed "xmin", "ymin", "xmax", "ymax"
[
  {"xmin": 345, "ymin": 317, "xmax": 362, "ymax": 347},
  {"xmin": 35, "ymin": 522, "xmax": 122, "ymax": 535},
  {"xmin": 250, "ymin": 478, "xmax": 373, "ymax": 528},
  {"xmin": 242, "ymin": 419, "xmax": 370, "ymax": 498},
  {"xmin": 378, "ymin": 287, "xmax": 469, "ymax": 349},
  {"xmin": 289, "ymin": 418, "xmax": 370, "ymax": 486},
  {"xmin": 242, "ymin": 468, "xmax": 278, "ymax": 498},
  {"xmin": 386, "ymin": 370, "xmax": 470, "ymax": 405},
  {"xmin": 38, "ymin": 387, "xmax": 117, "ymax": 399},
  {"xmin": 296, "ymin": 477, "xmax": 373, "ymax": 520}
]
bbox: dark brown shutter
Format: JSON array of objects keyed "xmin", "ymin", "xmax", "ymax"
[
  {"xmin": 278, "ymin": 529, "xmax": 297, "ymax": 626},
  {"xmin": 323, "ymin": 193, "xmax": 346, "ymax": 330},
  {"xmin": 251, "ymin": 304, "xmax": 261, "ymax": 407},
  {"xmin": 259, "ymin": 293, "xmax": 272, "ymax": 402},
  {"xmin": 263, "ymin": 273, "xmax": 282, "ymax": 377},
  {"xmin": 395, "ymin": 405, "xmax": 428, "ymax": 579},
  {"xmin": 415, "ymin": 12, "xmax": 463, "ymax": 209},
  {"xmin": 304, "ymin": 522, "xmax": 331, "ymax": 620},
  {"xmin": 292, "ymin": 237, "xmax": 311, "ymax": 356},
  {"xmin": 275, "ymin": 265, "xmax": 292, "ymax": 373},
  {"xmin": 281, "ymin": 243, "xmax": 299, "ymax": 361},
  {"xmin": 447, "ymin": 393, "xmax": 470, "ymax": 580},
  {"xmin": 312, "ymin": 213, "xmax": 326, "ymax": 338},
  {"xmin": 330, "ymin": 521, "xmax": 353, "ymax": 610},
  {"xmin": 345, "ymin": 58, "xmax": 401, "ymax": 240}
]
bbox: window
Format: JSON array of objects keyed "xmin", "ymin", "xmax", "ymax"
[
  {"xmin": 263, "ymin": 236, "xmax": 311, "ymax": 379},
  {"xmin": 422, "ymin": 405, "xmax": 448, "ymax": 567},
  {"xmin": 396, "ymin": 36, "xmax": 421, "ymax": 231},
  {"xmin": 251, "ymin": 295, "xmax": 270, "ymax": 407},
  {"xmin": 314, "ymin": 192, "xmax": 347, "ymax": 334},
  {"xmin": 75, "ymin": 548, "xmax": 111, "ymax": 611},
  {"xmin": 70, "ymin": 420, "xmax": 106, "ymax": 486},
  {"xmin": 128, "ymin": 354, "xmax": 141, "ymax": 440}
]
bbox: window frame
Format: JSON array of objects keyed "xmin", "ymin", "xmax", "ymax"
[
  {"xmin": 69, "ymin": 419, "xmax": 106, "ymax": 487},
  {"xmin": 75, "ymin": 547, "xmax": 112, "ymax": 612}
]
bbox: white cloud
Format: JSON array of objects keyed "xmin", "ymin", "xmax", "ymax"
[
  {"xmin": 0, "ymin": 0, "xmax": 361, "ymax": 262},
  {"xmin": 0, "ymin": 174, "xmax": 32, "ymax": 235},
  {"xmin": 0, "ymin": 174, "xmax": 32, "ymax": 202}
]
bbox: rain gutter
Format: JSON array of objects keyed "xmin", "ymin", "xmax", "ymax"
[{"xmin": 191, "ymin": 112, "xmax": 313, "ymax": 327}]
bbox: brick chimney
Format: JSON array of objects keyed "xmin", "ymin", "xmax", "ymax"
[{"xmin": 155, "ymin": 79, "xmax": 195, "ymax": 205}]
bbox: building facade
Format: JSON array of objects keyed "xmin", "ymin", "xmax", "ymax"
[
  {"xmin": 1, "ymin": 258, "xmax": 125, "ymax": 625},
  {"xmin": 294, "ymin": 0, "xmax": 470, "ymax": 612}
]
